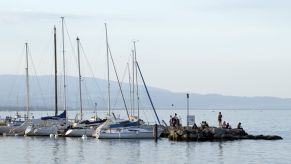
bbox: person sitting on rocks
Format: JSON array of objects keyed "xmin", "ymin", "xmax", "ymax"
[
  {"xmin": 225, "ymin": 123, "xmax": 229, "ymax": 129},
  {"xmin": 237, "ymin": 122, "xmax": 243, "ymax": 129},
  {"xmin": 226, "ymin": 123, "xmax": 232, "ymax": 129},
  {"xmin": 192, "ymin": 123, "xmax": 198, "ymax": 129},
  {"xmin": 222, "ymin": 121, "xmax": 226, "ymax": 128},
  {"xmin": 201, "ymin": 121, "xmax": 209, "ymax": 129},
  {"xmin": 200, "ymin": 121, "xmax": 204, "ymax": 128}
]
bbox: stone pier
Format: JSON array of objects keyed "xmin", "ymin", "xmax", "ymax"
[{"xmin": 162, "ymin": 127, "xmax": 282, "ymax": 141}]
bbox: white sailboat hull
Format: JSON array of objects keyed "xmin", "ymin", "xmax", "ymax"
[
  {"xmin": 97, "ymin": 131, "xmax": 161, "ymax": 139},
  {"xmin": 25, "ymin": 126, "xmax": 59, "ymax": 136},
  {"xmin": 1, "ymin": 121, "xmax": 30, "ymax": 136},
  {"xmin": 65, "ymin": 128, "xmax": 95, "ymax": 137},
  {"xmin": 95, "ymin": 126, "xmax": 163, "ymax": 139},
  {"xmin": 25, "ymin": 119, "xmax": 69, "ymax": 136},
  {"xmin": 5, "ymin": 121, "xmax": 30, "ymax": 136}
]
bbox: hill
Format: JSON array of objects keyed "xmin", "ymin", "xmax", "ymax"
[{"xmin": 0, "ymin": 75, "xmax": 290, "ymax": 110}]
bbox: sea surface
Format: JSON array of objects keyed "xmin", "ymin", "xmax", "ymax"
[{"xmin": 0, "ymin": 109, "xmax": 290, "ymax": 164}]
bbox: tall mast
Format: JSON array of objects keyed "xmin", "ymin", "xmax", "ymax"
[
  {"xmin": 61, "ymin": 16, "xmax": 67, "ymax": 112},
  {"xmin": 105, "ymin": 23, "xmax": 111, "ymax": 116},
  {"xmin": 76, "ymin": 37, "xmax": 83, "ymax": 120},
  {"xmin": 54, "ymin": 26, "xmax": 58, "ymax": 116},
  {"xmin": 133, "ymin": 41, "xmax": 140, "ymax": 122},
  {"xmin": 25, "ymin": 43, "xmax": 30, "ymax": 119},
  {"xmin": 132, "ymin": 49, "xmax": 135, "ymax": 116},
  {"xmin": 127, "ymin": 63, "xmax": 132, "ymax": 117}
]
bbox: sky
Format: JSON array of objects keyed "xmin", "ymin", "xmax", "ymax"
[{"xmin": 0, "ymin": 0, "xmax": 291, "ymax": 98}]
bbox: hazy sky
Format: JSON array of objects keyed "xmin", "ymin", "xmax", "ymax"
[{"xmin": 0, "ymin": 0, "xmax": 291, "ymax": 98}]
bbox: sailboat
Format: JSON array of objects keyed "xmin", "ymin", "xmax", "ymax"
[
  {"xmin": 93, "ymin": 24, "xmax": 164, "ymax": 139},
  {"xmin": 0, "ymin": 109, "xmax": 29, "ymax": 136},
  {"xmin": 93, "ymin": 61, "xmax": 164, "ymax": 138},
  {"xmin": 25, "ymin": 25, "xmax": 69, "ymax": 136},
  {"xmin": 0, "ymin": 43, "xmax": 32, "ymax": 136},
  {"xmin": 64, "ymin": 37, "xmax": 106, "ymax": 137}
]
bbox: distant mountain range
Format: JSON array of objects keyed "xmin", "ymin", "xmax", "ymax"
[{"xmin": 0, "ymin": 74, "xmax": 291, "ymax": 110}]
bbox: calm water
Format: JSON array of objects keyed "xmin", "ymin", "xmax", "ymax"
[{"xmin": 0, "ymin": 109, "xmax": 290, "ymax": 164}]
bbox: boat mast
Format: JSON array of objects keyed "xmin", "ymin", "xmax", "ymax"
[
  {"xmin": 76, "ymin": 37, "xmax": 83, "ymax": 120},
  {"xmin": 132, "ymin": 49, "xmax": 135, "ymax": 117},
  {"xmin": 133, "ymin": 41, "xmax": 140, "ymax": 122},
  {"xmin": 108, "ymin": 47, "xmax": 130, "ymax": 119},
  {"xmin": 54, "ymin": 26, "xmax": 58, "ymax": 116},
  {"xmin": 105, "ymin": 23, "xmax": 111, "ymax": 116},
  {"xmin": 127, "ymin": 63, "xmax": 132, "ymax": 117},
  {"xmin": 94, "ymin": 102, "xmax": 98, "ymax": 120},
  {"xmin": 25, "ymin": 43, "xmax": 30, "ymax": 119},
  {"xmin": 61, "ymin": 16, "xmax": 67, "ymax": 112},
  {"xmin": 136, "ymin": 61, "xmax": 161, "ymax": 125}
]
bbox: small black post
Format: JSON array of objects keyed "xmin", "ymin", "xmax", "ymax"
[{"xmin": 154, "ymin": 124, "xmax": 158, "ymax": 141}]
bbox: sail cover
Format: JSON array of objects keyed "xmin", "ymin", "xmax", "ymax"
[{"xmin": 41, "ymin": 110, "xmax": 66, "ymax": 120}]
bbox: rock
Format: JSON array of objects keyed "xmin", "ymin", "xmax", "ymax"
[
  {"xmin": 212, "ymin": 128, "xmax": 226, "ymax": 136},
  {"xmin": 160, "ymin": 128, "xmax": 170, "ymax": 138},
  {"xmin": 246, "ymin": 135, "xmax": 255, "ymax": 139},
  {"xmin": 229, "ymin": 129, "xmax": 248, "ymax": 136},
  {"xmin": 258, "ymin": 135, "xmax": 283, "ymax": 140},
  {"xmin": 188, "ymin": 133, "xmax": 198, "ymax": 141},
  {"xmin": 268, "ymin": 135, "xmax": 283, "ymax": 140}
]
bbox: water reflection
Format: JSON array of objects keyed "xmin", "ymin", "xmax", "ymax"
[
  {"xmin": 77, "ymin": 138, "xmax": 85, "ymax": 163},
  {"xmin": 218, "ymin": 142, "xmax": 224, "ymax": 163},
  {"xmin": 32, "ymin": 137, "xmax": 68, "ymax": 164},
  {"xmin": 52, "ymin": 137, "xmax": 61, "ymax": 164},
  {"xmin": 185, "ymin": 142, "xmax": 191, "ymax": 163},
  {"xmin": 24, "ymin": 137, "xmax": 32, "ymax": 164}
]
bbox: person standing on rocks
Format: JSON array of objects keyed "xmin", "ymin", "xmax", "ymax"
[{"xmin": 218, "ymin": 112, "xmax": 223, "ymax": 127}]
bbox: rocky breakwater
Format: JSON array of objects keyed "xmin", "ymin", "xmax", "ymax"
[{"xmin": 166, "ymin": 127, "xmax": 283, "ymax": 141}]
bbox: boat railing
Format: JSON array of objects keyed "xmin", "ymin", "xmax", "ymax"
[{"xmin": 143, "ymin": 122, "xmax": 158, "ymax": 125}]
